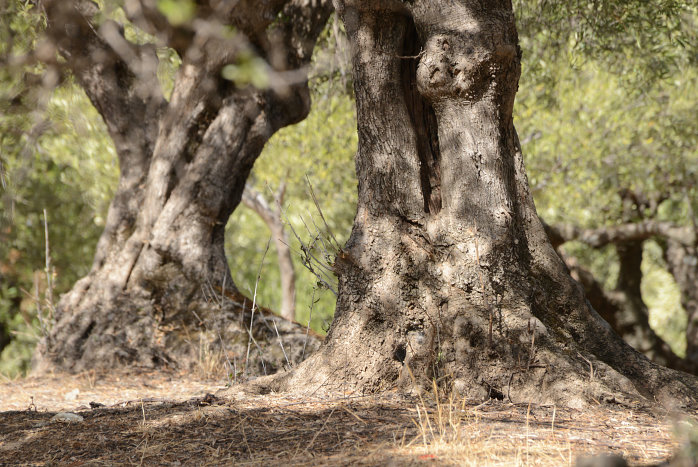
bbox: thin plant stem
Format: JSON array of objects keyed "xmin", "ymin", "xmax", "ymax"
[{"xmin": 245, "ymin": 236, "xmax": 271, "ymax": 376}]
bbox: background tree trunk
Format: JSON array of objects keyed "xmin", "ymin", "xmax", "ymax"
[
  {"xmin": 561, "ymin": 248, "xmax": 690, "ymax": 373},
  {"xmin": 544, "ymin": 219, "xmax": 698, "ymax": 373},
  {"xmin": 33, "ymin": 0, "xmax": 331, "ymax": 374},
  {"xmin": 242, "ymin": 184, "xmax": 297, "ymax": 322},
  {"xmin": 664, "ymin": 239, "xmax": 698, "ymax": 364},
  {"xmin": 266, "ymin": 0, "xmax": 698, "ymax": 408}
]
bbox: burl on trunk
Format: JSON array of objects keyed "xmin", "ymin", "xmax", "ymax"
[{"xmin": 267, "ymin": 0, "xmax": 698, "ymax": 408}]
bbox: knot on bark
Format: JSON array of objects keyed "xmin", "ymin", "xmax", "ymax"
[{"xmin": 416, "ymin": 33, "xmax": 517, "ymax": 103}]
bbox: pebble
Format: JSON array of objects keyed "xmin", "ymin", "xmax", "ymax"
[{"xmin": 50, "ymin": 412, "xmax": 84, "ymax": 423}]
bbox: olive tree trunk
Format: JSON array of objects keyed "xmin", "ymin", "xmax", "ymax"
[
  {"xmin": 33, "ymin": 0, "xmax": 330, "ymax": 373},
  {"xmin": 267, "ymin": 0, "xmax": 698, "ymax": 408}
]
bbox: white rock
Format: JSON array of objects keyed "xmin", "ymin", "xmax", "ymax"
[{"xmin": 50, "ymin": 412, "xmax": 84, "ymax": 423}]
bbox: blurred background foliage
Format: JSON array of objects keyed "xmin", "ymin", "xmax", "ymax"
[{"xmin": 0, "ymin": 0, "xmax": 696, "ymax": 376}]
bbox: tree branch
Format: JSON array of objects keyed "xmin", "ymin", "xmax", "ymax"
[
  {"xmin": 544, "ymin": 219, "xmax": 696, "ymax": 249},
  {"xmin": 242, "ymin": 185, "xmax": 276, "ymax": 228},
  {"xmin": 122, "ymin": 0, "xmax": 195, "ymax": 55},
  {"xmin": 40, "ymin": 0, "xmax": 166, "ymax": 159},
  {"xmin": 562, "ymin": 251, "xmax": 695, "ymax": 374}
]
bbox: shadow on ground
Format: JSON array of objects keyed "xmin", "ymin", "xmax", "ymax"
[
  {"xmin": 1, "ymin": 392, "xmax": 423, "ymax": 465},
  {"xmin": 1, "ymin": 385, "xmax": 693, "ymax": 466}
]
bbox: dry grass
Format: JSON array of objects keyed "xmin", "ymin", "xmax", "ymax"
[
  {"xmin": 1, "ymin": 371, "xmax": 695, "ymax": 465},
  {"xmin": 404, "ymin": 396, "xmax": 682, "ymax": 466},
  {"xmin": 195, "ymin": 335, "xmax": 232, "ymax": 381}
]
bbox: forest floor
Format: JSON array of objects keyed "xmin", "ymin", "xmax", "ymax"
[{"xmin": 1, "ymin": 369, "xmax": 696, "ymax": 466}]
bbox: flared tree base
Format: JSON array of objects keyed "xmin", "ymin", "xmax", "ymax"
[
  {"xmin": 253, "ymin": 214, "xmax": 698, "ymax": 410},
  {"xmin": 34, "ymin": 257, "xmax": 319, "ymax": 377}
]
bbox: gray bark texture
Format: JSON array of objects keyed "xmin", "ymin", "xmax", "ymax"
[
  {"xmin": 33, "ymin": 0, "xmax": 331, "ymax": 374},
  {"xmin": 263, "ymin": 0, "xmax": 698, "ymax": 408}
]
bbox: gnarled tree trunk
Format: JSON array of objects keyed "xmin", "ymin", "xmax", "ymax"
[
  {"xmin": 266, "ymin": 0, "xmax": 698, "ymax": 408},
  {"xmin": 33, "ymin": 0, "xmax": 331, "ymax": 373}
]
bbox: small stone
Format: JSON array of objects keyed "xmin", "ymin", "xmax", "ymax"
[{"xmin": 50, "ymin": 412, "xmax": 84, "ymax": 423}]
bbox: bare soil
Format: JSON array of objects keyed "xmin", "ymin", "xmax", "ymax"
[{"xmin": 1, "ymin": 370, "xmax": 695, "ymax": 466}]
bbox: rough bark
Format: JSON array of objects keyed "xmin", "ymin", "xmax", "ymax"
[
  {"xmin": 242, "ymin": 184, "xmax": 297, "ymax": 322},
  {"xmin": 262, "ymin": 0, "xmax": 698, "ymax": 408},
  {"xmin": 33, "ymin": 0, "xmax": 330, "ymax": 373}
]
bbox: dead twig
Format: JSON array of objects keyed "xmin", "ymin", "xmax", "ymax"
[
  {"xmin": 306, "ymin": 174, "xmax": 341, "ymax": 249},
  {"xmin": 245, "ymin": 236, "xmax": 271, "ymax": 376},
  {"xmin": 302, "ymin": 288, "xmax": 318, "ymax": 360},
  {"xmin": 272, "ymin": 320, "xmax": 291, "ymax": 369}
]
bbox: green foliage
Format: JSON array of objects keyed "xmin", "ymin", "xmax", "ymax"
[
  {"xmin": 156, "ymin": 0, "xmax": 196, "ymax": 27},
  {"xmin": 515, "ymin": 6, "xmax": 697, "ymax": 355},
  {"xmin": 643, "ymin": 240, "xmax": 687, "ymax": 354},
  {"xmin": 221, "ymin": 51, "xmax": 270, "ymax": 89},
  {"xmin": 0, "ymin": 283, "xmax": 36, "ymax": 377},
  {"xmin": 518, "ymin": 61, "xmax": 697, "ymax": 228},
  {"xmin": 0, "ymin": 1, "xmax": 118, "ymax": 375},
  {"xmin": 515, "ymin": 0, "xmax": 697, "ymax": 89},
  {"xmin": 0, "ymin": 83, "xmax": 116, "ymax": 376}
]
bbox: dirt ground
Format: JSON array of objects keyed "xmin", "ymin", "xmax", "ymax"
[{"xmin": 1, "ymin": 370, "xmax": 696, "ymax": 466}]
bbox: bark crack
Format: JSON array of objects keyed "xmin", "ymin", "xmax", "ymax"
[{"xmin": 401, "ymin": 18, "xmax": 442, "ymax": 214}]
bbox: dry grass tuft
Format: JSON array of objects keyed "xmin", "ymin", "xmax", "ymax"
[{"xmin": 398, "ymin": 379, "xmax": 688, "ymax": 466}]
